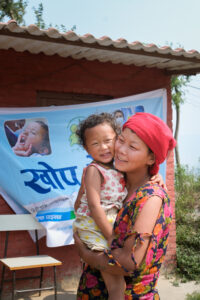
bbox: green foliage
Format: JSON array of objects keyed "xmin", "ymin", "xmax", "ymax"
[
  {"xmin": 33, "ymin": 2, "xmax": 76, "ymax": 32},
  {"xmin": 171, "ymin": 74, "xmax": 191, "ymax": 167},
  {"xmin": 0, "ymin": 1, "xmax": 76, "ymax": 31},
  {"xmin": 175, "ymin": 165, "xmax": 200, "ymax": 281},
  {"xmin": 32, "ymin": 2, "xmax": 45, "ymax": 29},
  {"xmin": 0, "ymin": 0, "xmax": 27, "ymax": 24},
  {"xmin": 171, "ymin": 75, "xmax": 190, "ymax": 108},
  {"xmin": 186, "ymin": 292, "xmax": 200, "ymax": 300}
]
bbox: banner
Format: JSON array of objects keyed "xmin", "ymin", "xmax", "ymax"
[{"xmin": 0, "ymin": 88, "xmax": 167, "ymax": 247}]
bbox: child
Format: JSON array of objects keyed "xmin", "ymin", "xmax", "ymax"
[
  {"xmin": 73, "ymin": 112, "xmax": 127, "ymax": 300},
  {"xmin": 12, "ymin": 120, "xmax": 51, "ymax": 157}
]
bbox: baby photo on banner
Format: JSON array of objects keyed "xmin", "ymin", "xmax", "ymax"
[{"xmin": 0, "ymin": 88, "xmax": 167, "ymax": 247}]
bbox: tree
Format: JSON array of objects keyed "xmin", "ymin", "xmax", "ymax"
[
  {"xmin": 171, "ymin": 75, "xmax": 190, "ymax": 167},
  {"xmin": 0, "ymin": 0, "xmax": 27, "ymax": 24},
  {"xmin": 32, "ymin": 2, "xmax": 45, "ymax": 30},
  {"xmin": 0, "ymin": 1, "xmax": 76, "ymax": 31},
  {"xmin": 33, "ymin": 2, "xmax": 76, "ymax": 32}
]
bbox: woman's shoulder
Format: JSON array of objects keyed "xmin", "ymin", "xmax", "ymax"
[
  {"xmin": 136, "ymin": 183, "xmax": 169, "ymax": 201},
  {"xmin": 126, "ymin": 183, "xmax": 171, "ymax": 217}
]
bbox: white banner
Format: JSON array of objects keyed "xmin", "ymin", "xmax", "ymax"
[{"xmin": 0, "ymin": 88, "xmax": 167, "ymax": 247}]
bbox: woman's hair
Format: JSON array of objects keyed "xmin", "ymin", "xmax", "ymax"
[{"xmin": 76, "ymin": 112, "xmax": 121, "ymax": 146}]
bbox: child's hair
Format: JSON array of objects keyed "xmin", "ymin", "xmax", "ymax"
[{"xmin": 76, "ymin": 112, "xmax": 121, "ymax": 146}]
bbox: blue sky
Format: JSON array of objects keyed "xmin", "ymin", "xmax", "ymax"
[{"xmin": 19, "ymin": 0, "xmax": 200, "ymax": 168}]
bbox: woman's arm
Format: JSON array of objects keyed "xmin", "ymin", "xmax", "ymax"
[
  {"xmin": 74, "ymin": 231, "xmax": 126, "ymax": 275},
  {"xmin": 112, "ymin": 195, "xmax": 162, "ymax": 271},
  {"xmin": 74, "ymin": 195, "xmax": 162, "ymax": 274},
  {"xmin": 85, "ymin": 165, "xmax": 113, "ymax": 240}
]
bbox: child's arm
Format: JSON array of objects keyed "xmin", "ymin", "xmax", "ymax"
[
  {"xmin": 149, "ymin": 173, "xmax": 166, "ymax": 189},
  {"xmin": 74, "ymin": 186, "xmax": 84, "ymax": 211},
  {"xmin": 85, "ymin": 165, "xmax": 113, "ymax": 241},
  {"xmin": 74, "ymin": 171, "xmax": 85, "ymax": 211}
]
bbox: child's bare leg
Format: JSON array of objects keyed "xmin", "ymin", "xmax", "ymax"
[{"xmin": 101, "ymin": 271, "xmax": 125, "ymax": 300}]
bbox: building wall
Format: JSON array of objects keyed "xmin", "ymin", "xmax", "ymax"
[{"xmin": 0, "ymin": 49, "xmax": 176, "ymax": 290}]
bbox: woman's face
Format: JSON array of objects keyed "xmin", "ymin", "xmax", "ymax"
[
  {"xmin": 114, "ymin": 128, "xmax": 155, "ymax": 174},
  {"xmin": 19, "ymin": 122, "xmax": 46, "ymax": 152}
]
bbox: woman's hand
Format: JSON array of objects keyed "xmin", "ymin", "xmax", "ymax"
[
  {"xmin": 73, "ymin": 231, "xmax": 87, "ymax": 259},
  {"xmin": 74, "ymin": 232, "xmax": 128, "ymax": 275},
  {"xmin": 149, "ymin": 173, "xmax": 167, "ymax": 189}
]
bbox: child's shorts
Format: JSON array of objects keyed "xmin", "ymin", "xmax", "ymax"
[{"xmin": 73, "ymin": 207, "xmax": 118, "ymax": 251}]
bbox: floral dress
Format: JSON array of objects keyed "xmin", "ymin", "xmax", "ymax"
[{"xmin": 77, "ymin": 183, "xmax": 172, "ymax": 300}]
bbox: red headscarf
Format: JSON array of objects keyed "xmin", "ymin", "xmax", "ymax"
[{"xmin": 122, "ymin": 112, "xmax": 176, "ymax": 175}]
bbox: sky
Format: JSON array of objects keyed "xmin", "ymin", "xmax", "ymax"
[{"xmin": 16, "ymin": 0, "xmax": 200, "ymax": 169}]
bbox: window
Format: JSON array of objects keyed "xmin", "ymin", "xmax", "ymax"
[{"xmin": 37, "ymin": 91, "xmax": 113, "ymax": 106}]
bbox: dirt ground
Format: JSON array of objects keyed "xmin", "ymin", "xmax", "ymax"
[{"xmin": 9, "ymin": 274, "xmax": 199, "ymax": 300}]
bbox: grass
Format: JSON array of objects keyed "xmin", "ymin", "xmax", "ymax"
[
  {"xmin": 186, "ymin": 291, "xmax": 200, "ymax": 300},
  {"xmin": 175, "ymin": 164, "xmax": 200, "ymax": 282}
]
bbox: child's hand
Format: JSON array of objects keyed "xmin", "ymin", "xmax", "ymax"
[
  {"xmin": 12, "ymin": 142, "xmax": 32, "ymax": 156},
  {"xmin": 107, "ymin": 234, "xmax": 114, "ymax": 248},
  {"xmin": 149, "ymin": 173, "xmax": 167, "ymax": 190}
]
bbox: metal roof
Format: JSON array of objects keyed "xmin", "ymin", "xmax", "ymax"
[{"xmin": 1, "ymin": 20, "xmax": 200, "ymax": 76}]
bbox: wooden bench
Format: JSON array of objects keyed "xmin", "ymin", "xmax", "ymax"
[{"xmin": 0, "ymin": 214, "xmax": 62, "ymax": 300}]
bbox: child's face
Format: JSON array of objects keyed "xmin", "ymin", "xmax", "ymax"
[
  {"xmin": 19, "ymin": 122, "xmax": 46, "ymax": 153},
  {"xmin": 84, "ymin": 122, "xmax": 116, "ymax": 164}
]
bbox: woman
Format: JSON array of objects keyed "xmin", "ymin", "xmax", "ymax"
[{"xmin": 74, "ymin": 112, "xmax": 176, "ymax": 300}]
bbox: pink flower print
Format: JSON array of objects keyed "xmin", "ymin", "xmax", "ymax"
[
  {"xmin": 156, "ymin": 229, "xmax": 163, "ymax": 242},
  {"xmin": 82, "ymin": 206, "xmax": 87, "ymax": 213},
  {"xmin": 86, "ymin": 273, "xmax": 98, "ymax": 288},
  {"xmin": 118, "ymin": 220, "xmax": 127, "ymax": 232},
  {"xmin": 141, "ymin": 274, "xmax": 154, "ymax": 286},
  {"xmin": 140, "ymin": 292, "xmax": 155, "ymax": 299},
  {"xmin": 119, "ymin": 177, "xmax": 125, "ymax": 188},
  {"xmin": 118, "ymin": 234, "xmax": 125, "ymax": 245},
  {"xmin": 162, "ymin": 227, "xmax": 169, "ymax": 237},
  {"xmin": 146, "ymin": 248, "xmax": 154, "ymax": 265},
  {"xmin": 164, "ymin": 204, "xmax": 172, "ymax": 218},
  {"xmin": 155, "ymin": 189, "xmax": 164, "ymax": 198},
  {"xmin": 155, "ymin": 248, "xmax": 164, "ymax": 261},
  {"xmin": 111, "ymin": 181, "xmax": 115, "ymax": 186}
]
